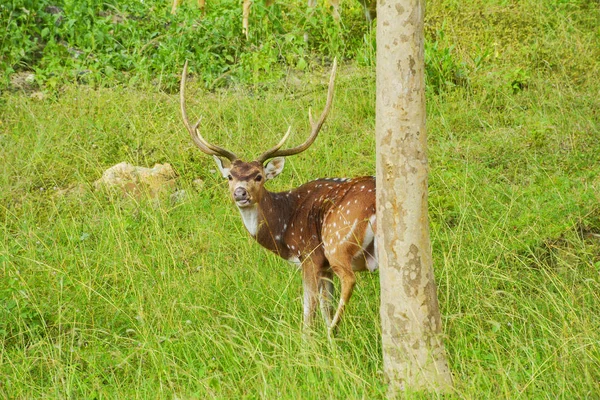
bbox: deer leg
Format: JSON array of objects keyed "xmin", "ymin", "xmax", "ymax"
[
  {"xmin": 302, "ymin": 262, "xmax": 320, "ymax": 329},
  {"xmin": 329, "ymin": 262, "xmax": 356, "ymax": 334},
  {"xmin": 318, "ymin": 270, "xmax": 335, "ymax": 328}
]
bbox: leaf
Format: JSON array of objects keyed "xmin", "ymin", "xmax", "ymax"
[{"xmin": 296, "ymin": 57, "xmax": 307, "ymax": 71}]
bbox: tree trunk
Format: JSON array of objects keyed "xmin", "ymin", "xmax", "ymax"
[{"xmin": 376, "ymin": 0, "xmax": 453, "ymax": 394}]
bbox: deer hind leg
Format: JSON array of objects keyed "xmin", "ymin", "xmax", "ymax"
[
  {"xmin": 327, "ymin": 254, "xmax": 356, "ymax": 334},
  {"xmin": 323, "ymin": 214, "xmax": 372, "ymax": 333}
]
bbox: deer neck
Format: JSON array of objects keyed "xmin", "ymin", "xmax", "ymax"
[
  {"xmin": 237, "ymin": 188, "xmax": 295, "ymax": 258},
  {"xmin": 237, "ymin": 204, "xmax": 260, "ymax": 237}
]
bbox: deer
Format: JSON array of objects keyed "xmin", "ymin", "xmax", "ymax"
[{"xmin": 179, "ymin": 59, "xmax": 377, "ymax": 335}]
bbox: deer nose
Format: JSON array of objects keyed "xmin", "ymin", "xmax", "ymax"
[{"xmin": 233, "ymin": 187, "xmax": 248, "ymax": 202}]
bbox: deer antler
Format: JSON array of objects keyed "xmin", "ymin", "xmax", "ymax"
[
  {"xmin": 180, "ymin": 61, "xmax": 238, "ymax": 162},
  {"xmin": 257, "ymin": 58, "xmax": 338, "ymax": 164}
]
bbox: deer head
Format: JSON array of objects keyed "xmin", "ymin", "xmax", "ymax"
[
  {"xmin": 179, "ymin": 59, "xmax": 337, "ymax": 210},
  {"xmin": 211, "ymin": 157, "xmax": 284, "ymax": 208}
]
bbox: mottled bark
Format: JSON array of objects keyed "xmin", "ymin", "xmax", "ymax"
[{"xmin": 376, "ymin": 0, "xmax": 453, "ymax": 393}]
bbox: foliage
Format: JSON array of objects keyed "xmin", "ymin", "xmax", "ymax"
[
  {"xmin": 424, "ymin": 25, "xmax": 467, "ymax": 93},
  {"xmin": 0, "ymin": 0, "xmax": 373, "ymax": 90}
]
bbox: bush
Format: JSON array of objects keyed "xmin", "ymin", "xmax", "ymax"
[{"xmin": 1, "ymin": 0, "xmax": 373, "ymax": 90}]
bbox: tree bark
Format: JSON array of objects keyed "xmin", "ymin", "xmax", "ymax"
[{"xmin": 376, "ymin": 0, "xmax": 453, "ymax": 394}]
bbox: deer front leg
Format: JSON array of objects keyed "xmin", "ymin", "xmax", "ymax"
[
  {"xmin": 318, "ymin": 270, "xmax": 334, "ymax": 328},
  {"xmin": 302, "ymin": 263, "xmax": 320, "ymax": 329}
]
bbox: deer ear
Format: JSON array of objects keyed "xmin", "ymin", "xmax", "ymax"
[
  {"xmin": 264, "ymin": 157, "xmax": 285, "ymax": 180},
  {"xmin": 213, "ymin": 155, "xmax": 231, "ymax": 178}
]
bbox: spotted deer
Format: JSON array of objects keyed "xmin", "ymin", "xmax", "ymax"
[{"xmin": 180, "ymin": 59, "xmax": 377, "ymax": 334}]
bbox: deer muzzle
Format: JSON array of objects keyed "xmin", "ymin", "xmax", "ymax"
[{"xmin": 233, "ymin": 187, "xmax": 251, "ymax": 206}]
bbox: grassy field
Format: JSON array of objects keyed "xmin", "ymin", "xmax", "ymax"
[{"xmin": 2, "ymin": 0, "xmax": 600, "ymax": 398}]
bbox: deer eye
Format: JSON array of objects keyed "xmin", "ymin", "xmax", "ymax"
[
  {"xmin": 254, "ymin": 174, "xmax": 263, "ymax": 182},
  {"xmin": 227, "ymin": 174, "xmax": 233, "ymax": 181}
]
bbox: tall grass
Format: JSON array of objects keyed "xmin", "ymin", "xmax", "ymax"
[{"xmin": 1, "ymin": 0, "xmax": 600, "ymax": 398}]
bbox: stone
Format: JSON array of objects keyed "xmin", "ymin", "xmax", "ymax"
[
  {"xmin": 170, "ymin": 189, "xmax": 187, "ymax": 204},
  {"xmin": 94, "ymin": 162, "xmax": 177, "ymax": 199},
  {"xmin": 192, "ymin": 178, "xmax": 205, "ymax": 190}
]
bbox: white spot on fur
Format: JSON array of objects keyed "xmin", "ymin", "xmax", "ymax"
[{"xmin": 343, "ymin": 220, "xmax": 358, "ymax": 243}]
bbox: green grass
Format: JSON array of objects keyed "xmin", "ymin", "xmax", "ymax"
[{"xmin": 2, "ymin": 0, "xmax": 600, "ymax": 398}]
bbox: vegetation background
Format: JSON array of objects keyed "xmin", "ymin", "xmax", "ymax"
[{"xmin": 1, "ymin": 0, "xmax": 599, "ymax": 397}]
